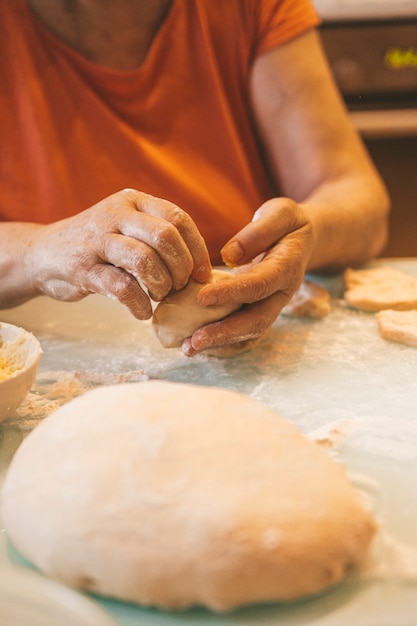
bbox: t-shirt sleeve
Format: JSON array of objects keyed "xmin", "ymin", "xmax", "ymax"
[{"xmin": 254, "ymin": 0, "xmax": 321, "ymax": 56}]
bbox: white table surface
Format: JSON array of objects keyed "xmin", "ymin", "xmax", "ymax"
[{"xmin": 1, "ymin": 259, "xmax": 417, "ymax": 626}]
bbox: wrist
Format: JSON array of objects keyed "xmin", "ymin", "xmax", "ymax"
[{"xmin": 0, "ymin": 223, "xmax": 43, "ymax": 307}]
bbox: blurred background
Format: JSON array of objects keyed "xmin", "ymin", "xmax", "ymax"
[{"xmin": 314, "ymin": 0, "xmax": 417, "ymax": 257}]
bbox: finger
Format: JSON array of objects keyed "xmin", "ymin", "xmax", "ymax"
[
  {"xmin": 182, "ymin": 334, "xmax": 265, "ymax": 358},
  {"xmin": 198, "ymin": 244, "xmax": 305, "ymax": 307},
  {"xmin": 84, "ymin": 264, "xmax": 153, "ymax": 319},
  {"xmin": 100, "ymin": 233, "xmax": 173, "ymax": 301},
  {"xmin": 123, "ymin": 189, "xmax": 212, "ymax": 283},
  {"xmin": 110, "ymin": 211, "xmax": 193, "ymax": 291},
  {"xmin": 221, "ymin": 197, "xmax": 307, "ymax": 267},
  {"xmin": 200, "ymin": 207, "xmax": 311, "ymax": 308},
  {"xmin": 183, "ymin": 292, "xmax": 287, "ymax": 355}
]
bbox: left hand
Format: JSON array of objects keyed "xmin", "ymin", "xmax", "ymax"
[{"xmin": 182, "ymin": 197, "xmax": 313, "ymax": 356}]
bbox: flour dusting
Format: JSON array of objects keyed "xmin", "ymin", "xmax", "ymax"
[
  {"xmin": 309, "ymin": 415, "xmax": 417, "ymax": 461},
  {"xmin": 362, "ymin": 525, "xmax": 417, "ymax": 584},
  {"xmin": 4, "ymin": 369, "xmax": 149, "ymax": 432}
]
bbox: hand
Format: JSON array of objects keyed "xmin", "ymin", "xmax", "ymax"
[
  {"xmin": 182, "ymin": 197, "xmax": 313, "ymax": 356},
  {"xmin": 24, "ymin": 189, "xmax": 212, "ymax": 319}
]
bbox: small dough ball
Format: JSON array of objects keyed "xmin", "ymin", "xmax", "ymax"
[
  {"xmin": 2, "ymin": 381, "xmax": 375, "ymax": 612},
  {"xmin": 152, "ymin": 269, "xmax": 240, "ymax": 348},
  {"xmin": 282, "ymin": 280, "xmax": 331, "ymax": 318}
]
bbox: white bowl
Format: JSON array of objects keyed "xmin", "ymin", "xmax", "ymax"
[{"xmin": 0, "ymin": 322, "xmax": 43, "ymax": 422}]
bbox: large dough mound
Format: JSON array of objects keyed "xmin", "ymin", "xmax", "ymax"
[
  {"xmin": 152, "ymin": 269, "xmax": 240, "ymax": 348},
  {"xmin": 2, "ymin": 381, "xmax": 375, "ymax": 612}
]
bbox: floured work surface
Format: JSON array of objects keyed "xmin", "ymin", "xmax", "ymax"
[{"xmin": 1, "ymin": 259, "xmax": 417, "ymax": 626}]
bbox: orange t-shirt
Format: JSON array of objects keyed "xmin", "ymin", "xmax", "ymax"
[{"xmin": 0, "ymin": 0, "xmax": 319, "ymax": 263}]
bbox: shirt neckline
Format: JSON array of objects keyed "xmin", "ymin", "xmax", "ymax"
[{"xmin": 22, "ymin": 0, "xmax": 178, "ymax": 78}]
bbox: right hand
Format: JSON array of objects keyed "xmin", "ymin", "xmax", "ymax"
[
  {"xmin": 182, "ymin": 197, "xmax": 313, "ymax": 356},
  {"xmin": 23, "ymin": 189, "xmax": 212, "ymax": 319}
]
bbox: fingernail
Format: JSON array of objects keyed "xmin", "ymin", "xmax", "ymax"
[
  {"xmin": 199, "ymin": 293, "xmax": 218, "ymax": 306},
  {"xmin": 194, "ymin": 264, "xmax": 211, "ymax": 282},
  {"xmin": 173, "ymin": 278, "xmax": 188, "ymax": 291},
  {"xmin": 221, "ymin": 241, "xmax": 244, "ymax": 265},
  {"xmin": 182, "ymin": 339, "xmax": 197, "ymax": 357},
  {"xmin": 252, "ymin": 208, "xmax": 262, "ymax": 222},
  {"xmin": 198, "ymin": 286, "xmax": 218, "ymax": 306}
]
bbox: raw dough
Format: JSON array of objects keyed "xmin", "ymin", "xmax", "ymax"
[
  {"xmin": 282, "ymin": 280, "xmax": 331, "ymax": 318},
  {"xmin": 152, "ymin": 269, "xmax": 240, "ymax": 348},
  {"xmin": 376, "ymin": 309, "xmax": 417, "ymax": 348},
  {"xmin": 344, "ymin": 266, "xmax": 417, "ymax": 312},
  {"xmin": 2, "ymin": 381, "xmax": 375, "ymax": 612}
]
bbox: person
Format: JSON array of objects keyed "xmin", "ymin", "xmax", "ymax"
[{"xmin": 0, "ymin": 0, "xmax": 390, "ymax": 356}]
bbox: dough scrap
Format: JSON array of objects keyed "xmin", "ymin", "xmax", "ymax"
[
  {"xmin": 376, "ymin": 309, "xmax": 417, "ymax": 348},
  {"xmin": 152, "ymin": 269, "xmax": 240, "ymax": 348},
  {"xmin": 344, "ymin": 266, "xmax": 417, "ymax": 312},
  {"xmin": 282, "ymin": 280, "xmax": 331, "ymax": 318},
  {"xmin": 2, "ymin": 381, "xmax": 375, "ymax": 612}
]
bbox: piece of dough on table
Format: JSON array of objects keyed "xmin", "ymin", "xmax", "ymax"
[
  {"xmin": 376, "ymin": 309, "xmax": 417, "ymax": 348},
  {"xmin": 282, "ymin": 280, "xmax": 331, "ymax": 318},
  {"xmin": 344, "ymin": 266, "xmax": 417, "ymax": 312},
  {"xmin": 2, "ymin": 381, "xmax": 375, "ymax": 612}
]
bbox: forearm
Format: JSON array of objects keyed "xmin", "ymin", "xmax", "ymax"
[
  {"xmin": 250, "ymin": 28, "xmax": 390, "ymax": 274},
  {"xmin": 0, "ymin": 222, "xmax": 41, "ymax": 308},
  {"xmin": 301, "ymin": 168, "xmax": 390, "ymax": 274}
]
